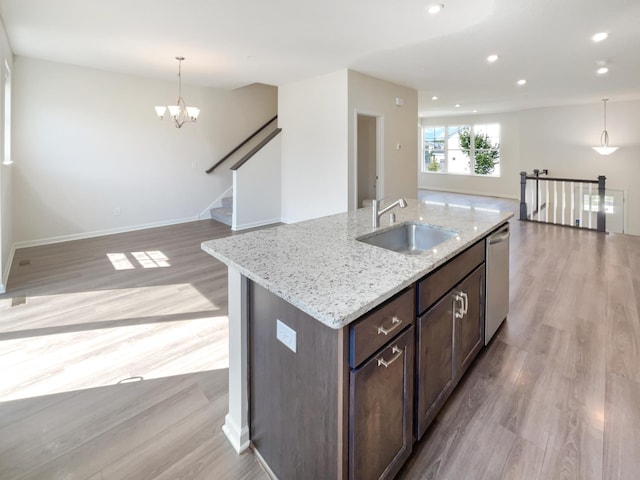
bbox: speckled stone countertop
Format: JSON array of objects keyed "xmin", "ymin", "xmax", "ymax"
[{"xmin": 202, "ymin": 199, "xmax": 513, "ymax": 329}]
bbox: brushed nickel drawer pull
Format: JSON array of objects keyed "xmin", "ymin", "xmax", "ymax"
[
  {"xmin": 377, "ymin": 346, "xmax": 403, "ymax": 368},
  {"xmin": 377, "ymin": 316, "xmax": 403, "ymax": 335}
]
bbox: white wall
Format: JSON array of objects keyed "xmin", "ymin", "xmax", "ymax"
[
  {"xmin": 418, "ymin": 112, "xmax": 520, "ymax": 199},
  {"xmin": 348, "ymin": 71, "xmax": 418, "ymax": 210},
  {"xmin": 279, "ymin": 70, "xmax": 349, "ymax": 223},
  {"xmin": 11, "ymin": 56, "xmax": 277, "ymax": 246},
  {"xmin": 519, "ymin": 101, "xmax": 640, "ymax": 235},
  {"xmin": 233, "ymin": 133, "xmax": 281, "ymax": 230},
  {"xmin": 0, "ymin": 20, "xmax": 12, "ymax": 292}
]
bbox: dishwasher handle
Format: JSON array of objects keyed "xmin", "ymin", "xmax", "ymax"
[{"xmin": 489, "ymin": 226, "xmax": 510, "ymax": 245}]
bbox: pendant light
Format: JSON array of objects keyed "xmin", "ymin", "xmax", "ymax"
[
  {"xmin": 592, "ymin": 99, "xmax": 618, "ymax": 155},
  {"xmin": 155, "ymin": 56, "xmax": 200, "ymax": 128}
]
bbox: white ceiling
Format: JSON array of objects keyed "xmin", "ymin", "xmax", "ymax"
[{"xmin": 1, "ymin": 0, "xmax": 639, "ymax": 117}]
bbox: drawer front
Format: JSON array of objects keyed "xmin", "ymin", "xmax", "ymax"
[
  {"xmin": 350, "ymin": 287, "xmax": 415, "ymax": 368},
  {"xmin": 417, "ymin": 240, "xmax": 485, "ymax": 315}
]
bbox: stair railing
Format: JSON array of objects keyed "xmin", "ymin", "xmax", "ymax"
[
  {"xmin": 206, "ymin": 115, "xmax": 278, "ymax": 174},
  {"xmin": 519, "ymin": 171, "xmax": 606, "ymax": 232}
]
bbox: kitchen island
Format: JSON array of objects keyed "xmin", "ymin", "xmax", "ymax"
[{"xmin": 202, "ymin": 199, "xmax": 512, "ymax": 479}]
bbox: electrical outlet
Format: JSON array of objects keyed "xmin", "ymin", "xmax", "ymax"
[{"xmin": 276, "ymin": 319, "xmax": 297, "ymax": 353}]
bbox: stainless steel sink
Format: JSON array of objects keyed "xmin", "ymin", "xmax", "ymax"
[{"xmin": 357, "ymin": 222, "xmax": 458, "ymax": 255}]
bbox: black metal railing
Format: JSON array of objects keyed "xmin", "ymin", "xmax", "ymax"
[
  {"xmin": 206, "ymin": 115, "xmax": 278, "ymax": 174},
  {"xmin": 519, "ymin": 171, "xmax": 606, "ymax": 232}
]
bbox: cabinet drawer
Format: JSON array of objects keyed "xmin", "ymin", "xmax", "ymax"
[
  {"xmin": 349, "ymin": 287, "xmax": 415, "ymax": 368},
  {"xmin": 417, "ymin": 240, "xmax": 485, "ymax": 315}
]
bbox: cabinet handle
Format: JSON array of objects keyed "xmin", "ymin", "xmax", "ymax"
[
  {"xmin": 461, "ymin": 292, "xmax": 469, "ymax": 315},
  {"xmin": 377, "ymin": 316, "xmax": 403, "ymax": 336},
  {"xmin": 377, "ymin": 345, "xmax": 403, "ymax": 368},
  {"xmin": 455, "ymin": 293, "xmax": 465, "ymax": 319},
  {"xmin": 455, "ymin": 292, "xmax": 469, "ymax": 319}
]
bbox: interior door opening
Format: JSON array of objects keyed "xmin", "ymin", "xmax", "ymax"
[{"xmin": 357, "ymin": 114, "xmax": 379, "ymax": 208}]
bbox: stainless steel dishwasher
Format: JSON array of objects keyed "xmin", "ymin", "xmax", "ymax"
[{"xmin": 485, "ymin": 223, "xmax": 510, "ymax": 345}]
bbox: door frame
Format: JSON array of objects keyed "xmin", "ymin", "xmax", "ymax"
[{"xmin": 352, "ymin": 110, "xmax": 384, "ymax": 211}]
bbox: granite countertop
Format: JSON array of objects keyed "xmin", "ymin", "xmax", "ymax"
[{"xmin": 202, "ymin": 199, "xmax": 513, "ymax": 329}]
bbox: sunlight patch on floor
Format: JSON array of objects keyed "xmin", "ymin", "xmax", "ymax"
[{"xmin": 0, "ymin": 315, "xmax": 230, "ymax": 402}]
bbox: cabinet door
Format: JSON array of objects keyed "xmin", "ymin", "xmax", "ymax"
[
  {"xmin": 454, "ymin": 264, "xmax": 485, "ymax": 376},
  {"xmin": 350, "ymin": 326, "xmax": 414, "ymax": 480},
  {"xmin": 416, "ymin": 293, "xmax": 455, "ymax": 440}
]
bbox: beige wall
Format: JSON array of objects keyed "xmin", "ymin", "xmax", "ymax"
[
  {"xmin": 348, "ymin": 71, "xmax": 418, "ymax": 210},
  {"xmin": 12, "ymin": 57, "xmax": 277, "ymax": 246}
]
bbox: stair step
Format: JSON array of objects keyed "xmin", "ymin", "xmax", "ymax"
[
  {"xmin": 221, "ymin": 196, "xmax": 233, "ymax": 209},
  {"xmin": 210, "ymin": 207, "xmax": 232, "ymax": 226}
]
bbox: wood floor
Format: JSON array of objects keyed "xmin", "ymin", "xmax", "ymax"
[{"xmin": 1, "ymin": 192, "xmax": 639, "ymax": 479}]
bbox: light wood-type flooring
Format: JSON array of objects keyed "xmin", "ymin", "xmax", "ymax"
[{"xmin": 1, "ymin": 191, "xmax": 639, "ymax": 479}]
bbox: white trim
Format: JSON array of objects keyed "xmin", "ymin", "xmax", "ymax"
[
  {"xmin": 0, "ymin": 244, "xmax": 16, "ymax": 294},
  {"xmin": 13, "ymin": 216, "xmax": 200, "ymax": 250},
  {"xmin": 418, "ymin": 186, "xmax": 518, "ymax": 200},
  {"xmin": 232, "ymin": 217, "xmax": 280, "ymax": 232},
  {"xmin": 222, "ymin": 414, "xmax": 250, "ymax": 454},
  {"xmin": 198, "ymin": 185, "xmax": 233, "ymax": 220},
  {"xmin": 225, "ymin": 269, "xmax": 250, "ymax": 454}
]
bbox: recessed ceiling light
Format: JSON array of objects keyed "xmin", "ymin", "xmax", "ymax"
[
  {"xmin": 473, "ymin": 109, "xmax": 478, "ymax": 113},
  {"xmin": 432, "ymin": 96, "xmax": 439, "ymax": 100},
  {"xmin": 427, "ymin": 3, "xmax": 444, "ymax": 14},
  {"xmin": 487, "ymin": 54, "xmax": 499, "ymax": 63},
  {"xmin": 597, "ymin": 67, "xmax": 609, "ymax": 74},
  {"xmin": 455, "ymin": 104, "xmax": 461, "ymax": 108},
  {"xmin": 592, "ymin": 32, "xmax": 608, "ymax": 42},
  {"xmin": 517, "ymin": 79, "xmax": 527, "ymax": 86}
]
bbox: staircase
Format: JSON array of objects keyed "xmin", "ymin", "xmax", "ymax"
[{"xmin": 210, "ymin": 196, "xmax": 233, "ymax": 226}]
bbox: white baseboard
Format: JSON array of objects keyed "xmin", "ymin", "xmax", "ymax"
[
  {"xmin": 222, "ymin": 413, "xmax": 250, "ymax": 454},
  {"xmin": 13, "ymin": 216, "xmax": 200, "ymax": 250},
  {"xmin": 232, "ymin": 217, "xmax": 281, "ymax": 231}
]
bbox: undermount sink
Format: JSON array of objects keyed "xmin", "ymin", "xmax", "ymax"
[{"xmin": 357, "ymin": 222, "xmax": 458, "ymax": 255}]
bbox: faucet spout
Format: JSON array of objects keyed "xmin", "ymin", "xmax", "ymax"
[{"xmin": 372, "ymin": 197, "xmax": 408, "ymax": 228}]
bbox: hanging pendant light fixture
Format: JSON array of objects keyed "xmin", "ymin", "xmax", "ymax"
[
  {"xmin": 592, "ymin": 99, "xmax": 618, "ymax": 155},
  {"xmin": 155, "ymin": 56, "xmax": 200, "ymax": 128}
]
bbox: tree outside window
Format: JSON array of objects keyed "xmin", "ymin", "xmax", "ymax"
[{"xmin": 422, "ymin": 123, "xmax": 500, "ymax": 176}]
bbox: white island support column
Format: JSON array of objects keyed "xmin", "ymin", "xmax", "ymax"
[{"xmin": 222, "ymin": 267, "xmax": 250, "ymax": 453}]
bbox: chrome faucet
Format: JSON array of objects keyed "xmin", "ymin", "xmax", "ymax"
[{"xmin": 372, "ymin": 196, "xmax": 408, "ymax": 228}]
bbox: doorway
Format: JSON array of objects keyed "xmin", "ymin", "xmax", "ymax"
[{"xmin": 357, "ymin": 114, "xmax": 379, "ymax": 208}]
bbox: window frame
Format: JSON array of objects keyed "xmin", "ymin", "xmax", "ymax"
[{"xmin": 421, "ymin": 122, "xmax": 501, "ymax": 177}]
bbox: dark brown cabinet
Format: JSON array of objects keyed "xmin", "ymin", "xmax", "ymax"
[
  {"xmin": 416, "ymin": 242, "xmax": 485, "ymax": 440},
  {"xmin": 350, "ymin": 326, "xmax": 414, "ymax": 480},
  {"xmin": 416, "ymin": 293, "xmax": 455, "ymax": 437},
  {"xmin": 455, "ymin": 265, "xmax": 485, "ymax": 377}
]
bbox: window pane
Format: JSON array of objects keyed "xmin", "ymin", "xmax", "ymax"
[
  {"xmin": 473, "ymin": 123, "xmax": 500, "ymax": 176},
  {"xmin": 447, "ymin": 125, "xmax": 470, "ymax": 174},
  {"xmin": 423, "ymin": 126, "xmax": 445, "ymax": 172}
]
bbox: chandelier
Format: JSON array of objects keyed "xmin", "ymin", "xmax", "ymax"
[
  {"xmin": 592, "ymin": 99, "xmax": 618, "ymax": 155},
  {"xmin": 155, "ymin": 56, "xmax": 200, "ymax": 128}
]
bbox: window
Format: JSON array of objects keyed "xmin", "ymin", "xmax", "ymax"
[{"xmin": 422, "ymin": 123, "xmax": 500, "ymax": 176}]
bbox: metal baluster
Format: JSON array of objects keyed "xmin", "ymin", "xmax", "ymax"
[
  {"xmin": 545, "ymin": 180, "xmax": 549, "ymax": 223},
  {"xmin": 562, "ymin": 181, "xmax": 566, "ymax": 225},
  {"xmin": 578, "ymin": 183, "xmax": 583, "ymax": 228},
  {"xmin": 553, "ymin": 181, "xmax": 557, "ymax": 224}
]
